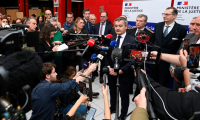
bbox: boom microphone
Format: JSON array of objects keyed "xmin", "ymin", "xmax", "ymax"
[
  {"xmin": 96, "ymin": 51, "xmax": 105, "ymax": 63},
  {"xmin": 0, "ymin": 50, "xmax": 43, "ymax": 96},
  {"xmin": 82, "ymin": 62, "xmax": 89, "ymax": 73},
  {"xmin": 81, "ymin": 39, "xmax": 95, "ymax": 57}
]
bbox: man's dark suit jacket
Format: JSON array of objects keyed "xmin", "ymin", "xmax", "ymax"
[
  {"xmin": 93, "ymin": 22, "xmax": 113, "ymax": 35},
  {"xmin": 127, "ymin": 27, "xmax": 155, "ymax": 44},
  {"xmin": 104, "ymin": 34, "xmax": 136, "ymax": 82},
  {"xmin": 83, "ymin": 19, "xmax": 94, "ymax": 34},
  {"xmin": 153, "ymin": 22, "xmax": 187, "ymax": 54}
]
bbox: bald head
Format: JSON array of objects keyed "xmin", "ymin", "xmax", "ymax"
[
  {"xmin": 193, "ymin": 16, "xmax": 200, "ymax": 37},
  {"xmin": 45, "ymin": 10, "xmax": 52, "ymax": 19}
]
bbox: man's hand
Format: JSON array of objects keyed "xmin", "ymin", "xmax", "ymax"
[
  {"xmin": 88, "ymin": 63, "xmax": 98, "ymax": 72},
  {"xmin": 134, "ymin": 87, "xmax": 147, "ymax": 110},
  {"xmin": 108, "ymin": 67, "xmax": 117, "ymax": 76},
  {"xmin": 179, "ymin": 49, "xmax": 188, "ymax": 67},
  {"xmin": 150, "ymin": 51, "xmax": 158, "ymax": 59},
  {"xmin": 78, "ymin": 94, "xmax": 89, "ymax": 103},
  {"xmin": 60, "ymin": 28, "xmax": 64, "ymax": 32},
  {"xmin": 102, "ymin": 85, "xmax": 108, "ymax": 97},
  {"xmin": 119, "ymin": 70, "xmax": 123, "ymax": 74}
]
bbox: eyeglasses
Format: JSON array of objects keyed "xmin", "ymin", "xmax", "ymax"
[
  {"xmin": 67, "ymin": 17, "xmax": 73, "ymax": 19},
  {"xmin": 100, "ymin": 16, "xmax": 106, "ymax": 18},
  {"xmin": 162, "ymin": 13, "xmax": 174, "ymax": 16},
  {"xmin": 46, "ymin": 14, "xmax": 52, "ymax": 15},
  {"xmin": 90, "ymin": 19, "xmax": 96, "ymax": 20}
]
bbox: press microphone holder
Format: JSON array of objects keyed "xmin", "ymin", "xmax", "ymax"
[{"xmin": 114, "ymin": 58, "xmax": 120, "ymax": 120}]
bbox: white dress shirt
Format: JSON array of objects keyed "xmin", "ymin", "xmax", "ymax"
[
  {"xmin": 163, "ymin": 22, "xmax": 175, "ymax": 34},
  {"xmin": 98, "ymin": 22, "xmax": 106, "ymax": 35},
  {"xmin": 116, "ymin": 32, "xmax": 126, "ymax": 48}
]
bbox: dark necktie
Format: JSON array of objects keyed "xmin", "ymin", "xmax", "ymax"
[
  {"xmin": 116, "ymin": 36, "xmax": 121, "ymax": 48},
  {"xmin": 164, "ymin": 26, "xmax": 170, "ymax": 37},
  {"xmin": 99, "ymin": 23, "xmax": 104, "ymax": 35},
  {"xmin": 193, "ymin": 37, "xmax": 200, "ymax": 44}
]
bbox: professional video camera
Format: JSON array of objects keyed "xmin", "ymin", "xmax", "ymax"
[
  {"xmin": 0, "ymin": 50, "xmax": 43, "ymax": 120},
  {"xmin": 0, "ymin": 24, "xmax": 39, "ymax": 55}
]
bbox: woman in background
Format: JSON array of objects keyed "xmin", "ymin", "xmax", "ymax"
[{"xmin": 37, "ymin": 16, "xmax": 44, "ymax": 31}]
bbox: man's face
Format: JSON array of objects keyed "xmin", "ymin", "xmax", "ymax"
[
  {"xmin": 90, "ymin": 16, "xmax": 96, "ymax": 25},
  {"xmin": 2, "ymin": 19, "xmax": 8, "ymax": 24},
  {"xmin": 66, "ymin": 14, "xmax": 74, "ymax": 24},
  {"xmin": 163, "ymin": 9, "xmax": 177, "ymax": 24},
  {"xmin": 83, "ymin": 11, "xmax": 90, "ymax": 20},
  {"xmin": 194, "ymin": 16, "xmax": 200, "ymax": 36},
  {"xmin": 136, "ymin": 17, "xmax": 147, "ymax": 29},
  {"xmin": 45, "ymin": 10, "xmax": 52, "ymax": 19},
  {"xmin": 7, "ymin": 17, "xmax": 11, "ymax": 22},
  {"xmin": 100, "ymin": 13, "xmax": 107, "ymax": 23},
  {"xmin": 49, "ymin": 67, "xmax": 57, "ymax": 82},
  {"xmin": 16, "ymin": 19, "xmax": 22, "ymax": 24},
  {"xmin": 114, "ymin": 20, "xmax": 127, "ymax": 36},
  {"xmin": 188, "ymin": 19, "xmax": 196, "ymax": 33},
  {"xmin": 26, "ymin": 19, "xmax": 37, "ymax": 31}
]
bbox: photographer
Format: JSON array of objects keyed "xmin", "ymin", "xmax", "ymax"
[
  {"xmin": 146, "ymin": 49, "xmax": 200, "ymax": 120},
  {"xmin": 30, "ymin": 62, "xmax": 97, "ymax": 120}
]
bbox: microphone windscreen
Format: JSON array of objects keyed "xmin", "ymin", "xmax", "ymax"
[
  {"xmin": 0, "ymin": 50, "xmax": 43, "ymax": 93},
  {"xmin": 110, "ymin": 40, "xmax": 117, "ymax": 47},
  {"xmin": 82, "ymin": 61, "xmax": 89, "ymax": 70},
  {"xmin": 91, "ymin": 54, "xmax": 97, "ymax": 60},
  {"xmin": 111, "ymin": 48, "xmax": 122, "ymax": 62},
  {"xmin": 106, "ymin": 34, "xmax": 113, "ymax": 39},
  {"xmin": 87, "ymin": 39, "xmax": 95, "ymax": 47}
]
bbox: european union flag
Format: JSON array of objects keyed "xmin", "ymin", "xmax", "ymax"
[
  {"xmin": 177, "ymin": 2, "xmax": 182, "ymax": 5},
  {"xmin": 125, "ymin": 3, "xmax": 128, "ymax": 6}
]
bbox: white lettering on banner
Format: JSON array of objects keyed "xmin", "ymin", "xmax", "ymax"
[
  {"xmin": 174, "ymin": 0, "xmax": 200, "ymax": 26},
  {"xmin": 122, "ymin": 0, "xmax": 171, "ymax": 29}
]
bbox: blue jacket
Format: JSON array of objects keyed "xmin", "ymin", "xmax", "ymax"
[
  {"xmin": 63, "ymin": 21, "xmax": 75, "ymax": 30},
  {"xmin": 83, "ymin": 18, "xmax": 94, "ymax": 34}
]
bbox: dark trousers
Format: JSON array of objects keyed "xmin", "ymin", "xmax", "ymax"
[{"xmin": 108, "ymin": 74, "xmax": 130, "ymax": 116}]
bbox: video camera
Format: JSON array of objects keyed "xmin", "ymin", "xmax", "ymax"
[{"xmin": 0, "ymin": 24, "xmax": 39, "ymax": 55}]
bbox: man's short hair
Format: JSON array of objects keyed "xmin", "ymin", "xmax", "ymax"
[
  {"xmin": 101, "ymin": 11, "xmax": 108, "ymax": 17},
  {"xmin": 31, "ymin": 14, "xmax": 36, "ymax": 17},
  {"xmin": 67, "ymin": 12, "xmax": 74, "ymax": 16},
  {"xmin": 49, "ymin": 17, "xmax": 57, "ymax": 24},
  {"xmin": 114, "ymin": 17, "xmax": 128, "ymax": 26},
  {"xmin": 166, "ymin": 7, "xmax": 178, "ymax": 15},
  {"xmin": 7, "ymin": 15, "xmax": 11, "ymax": 17},
  {"xmin": 137, "ymin": 14, "xmax": 148, "ymax": 22},
  {"xmin": 121, "ymin": 15, "xmax": 127, "ymax": 19},
  {"xmin": 39, "ymin": 63, "xmax": 56, "ymax": 80},
  {"xmin": 83, "ymin": 8, "xmax": 90, "ymax": 14},
  {"xmin": 26, "ymin": 17, "xmax": 36, "ymax": 24},
  {"xmin": 90, "ymin": 15, "xmax": 96, "ymax": 19}
]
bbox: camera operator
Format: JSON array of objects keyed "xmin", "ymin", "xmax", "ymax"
[{"xmin": 30, "ymin": 62, "xmax": 97, "ymax": 120}]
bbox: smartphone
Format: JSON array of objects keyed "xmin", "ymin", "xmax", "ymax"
[
  {"xmin": 86, "ymin": 107, "xmax": 97, "ymax": 120},
  {"xmin": 79, "ymin": 81, "xmax": 87, "ymax": 95},
  {"xmin": 187, "ymin": 44, "xmax": 200, "ymax": 68}
]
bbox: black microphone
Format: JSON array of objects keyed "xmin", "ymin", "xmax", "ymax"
[
  {"xmin": 0, "ymin": 50, "xmax": 43, "ymax": 96},
  {"xmin": 102, "ymin": 66, "xmax": 109, "ymax": 87},
  {"xmin": 12, "ymin": 24, "xmax": 30, "ymax": 28},
  {"xmin": 111, "ymin": 48, "xmax": 123, "ymax": 62},
  {"xmin": 96, "ymin": 51, "xmax": 105, "ymax": 63}
]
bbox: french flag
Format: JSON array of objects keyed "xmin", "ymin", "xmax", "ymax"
[{"xmin": 183, "ymin": 1, "xmax": 188, "ymax": 5}]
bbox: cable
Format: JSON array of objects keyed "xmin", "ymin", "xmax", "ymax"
[
  {"xmin": 143, "ymin": 43, "xmax": 177, "ymax": 120},
  {"xmin": 19, "ymin": 89, "xmax": 28, "ymax": 110}
]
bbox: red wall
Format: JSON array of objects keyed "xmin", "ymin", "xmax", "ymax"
[{"xmin": 84, "ymin": 0, "xmax": 123, "ymax": 25}]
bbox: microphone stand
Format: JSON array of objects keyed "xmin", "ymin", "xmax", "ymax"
[{"xmin": 114, "ymin": 58, "xmax": 120, "ymax": 120}]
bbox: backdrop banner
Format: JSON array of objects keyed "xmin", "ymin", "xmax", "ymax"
[{"xmin": 122, "ymin": 0, "xmax": 172, "ymax": 31}]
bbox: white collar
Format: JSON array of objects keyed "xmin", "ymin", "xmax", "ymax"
[
  {"xmin": 164, "ymin": 22, "xmax": 175, "ymax": 27},
  {"xmin": 100, "ymin": 22, "xmax": 106, "ymax": 25},
  {"xmin": 117, "ymin": 32, "xmax": 126, "ymax": 38}
]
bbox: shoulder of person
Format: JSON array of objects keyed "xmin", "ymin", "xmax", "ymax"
[
  {"xmin": 82, "ymin": 29, "xmax": 89, "ymax": 34},
  {"xmin": 68, "ymin": 28, "xmax": 75, "ymax": 33},
  {"xmin": 145, "ymin": 28, "xmax": 154, "ymax": 33},
  {"xmin": 175, "ymin": 22, "xmax": 187, "ymax": 30}
]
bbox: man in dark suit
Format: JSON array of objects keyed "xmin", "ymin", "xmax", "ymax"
[
  {"xmin": 150, "ymin": 7, "xmax": 187, "ymax": 87},
  {"xmin": 39, "ymin": 10, "xmax": 52, "ymax": 31},
  {"xmin": 104, "ymin": 17, "xmax": 136, "ymax": 120},
  {"xmin": 127, "ymin": 14, "xmax": 155, "ymax": 94},
  {"xmin": 83, "ymin": 8, "xmax": 94, "ymax": 34},
  {"xmin": 90, "ymin": 15, "xmax": 97, "ymax": 31},
  {"xmin": 127, "ymin": 14, "xmax": 155, "ymax": 44}
]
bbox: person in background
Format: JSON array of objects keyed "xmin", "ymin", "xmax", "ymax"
[
  {"xmin": 40, "ymin": 10, "xmax": 52, "ymax": 31},
  {"xmin": 31, "ymin": 14, "xmax": 37, "ymax": 19},
  {"xmin": 22, "ymin": 17, "xmax": 28, "ymax": 24},
  {"xmin": 49, "ymin": 17, "xmax": 63, "ymax": 77},
  {"xmin": 35, "ymin": 24, "xmax": 61, "ymax": 63},
  {"xmin": 0, "ymin": 18, "xmax": 9, "ymax": 28},
  {"xmin": 12, "ymin": 18, "xmax": 22, "ymax": 24},
  {"xmin": 82, "ymin": 8, "xmax": 94, "ymax": 34},
  {"xmin": 37, "ymin": 16, "xmax": 44, "ymax": 31},
  {"xmin": 1, "ymin": 16, "xmax": 9, "ymax": 25},
  {"xmin": 0, "ymin": 13, "xmax": 2, "ymax": 19},
  {"xmin": 6, "ymin": 15, "xmax": 11, "ymax": 24},
  {"xmin": 61, "ymin": 12, "xmax": 75, "ymax": 34},
  {"xmin": 90, "ymin": 15, "xmax": 97, "ymax": 31}
]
